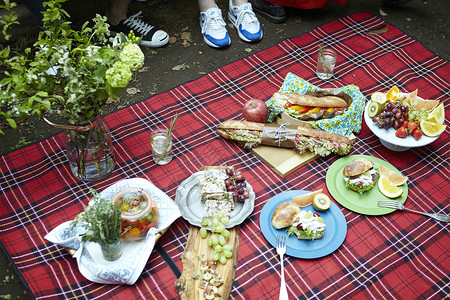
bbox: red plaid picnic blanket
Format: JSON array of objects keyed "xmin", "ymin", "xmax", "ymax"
[{"xmin": 1, "ymin": 12, "xmax": 449, "ymax": 299}]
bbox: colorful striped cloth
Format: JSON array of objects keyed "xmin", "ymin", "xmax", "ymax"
[{"xmin": 1, "ymin": 12, "xmax": 449, "ymax": 299}]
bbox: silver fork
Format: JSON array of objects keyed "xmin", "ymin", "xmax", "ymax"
[
  {"xmin": 378, "ymin": 200, "xmax": 450, "ymax": 222},
  {"xmin": 276, "ymin": 235, "xmax": 288, "ymax": 300}
]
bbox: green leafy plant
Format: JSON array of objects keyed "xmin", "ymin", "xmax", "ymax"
[
  {"xmin": 71, "ymin": 189, "xmax": 122, "ymax": 245},
  {"xmin": 0, "ymin": 0, "xmax": 144, "ymax": 134}
]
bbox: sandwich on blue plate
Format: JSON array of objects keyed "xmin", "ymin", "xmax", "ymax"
[{"xmin": 271, "ymin": 202, "xmax": 326, "ymax": 240}]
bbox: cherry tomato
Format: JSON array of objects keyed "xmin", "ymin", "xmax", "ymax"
[
  {"xmin": 139, "ymin": 220, "xmax": 150, "ymax": 231},
  {"xmin": 121, "ymin": 203, "xmax": 130, "ymax": 212},
  {"xmin": 128, "ymin": 227, "xmax": 141, "ymax": 238}
]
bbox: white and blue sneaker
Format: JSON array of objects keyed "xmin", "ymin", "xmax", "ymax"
[
  {"xmin": 228, "ymin": 1, "xmax": 263, "ymax": 43},
  {"xmin": 200, "ymin": 7, "xmax": 231, "ymax": 48}
]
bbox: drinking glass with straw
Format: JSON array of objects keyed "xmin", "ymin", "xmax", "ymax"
[{"xmin": 150, "ymin": 114, "xmax": 179, "ymax": 165}]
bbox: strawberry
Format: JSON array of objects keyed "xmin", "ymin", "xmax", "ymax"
[
  {"xmin": 401, "ymin": 120, "xmax": 409, "ymax": 128},
  {"xmin": 396, "ymin": 126, "xmax": 408, "ymax": 138},
  {"xmin": 412, "ymin": 128, "xmax": 423, "ymax": 141},
  {"xmin": 407, "ymin": 121, "xmax": 419, "ymax": 133}
]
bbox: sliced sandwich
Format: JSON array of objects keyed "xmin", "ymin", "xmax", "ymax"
[
  {"xmin": 271, "ymin": 202, "xmax": 326, "ymax": 240},
  {"xmin": 217, "ymin": 120, "xmax": 353, "ymax": 156},
  {"xmin": 343, "ymin": 158, "xmax": 379, "ymax": 194}
]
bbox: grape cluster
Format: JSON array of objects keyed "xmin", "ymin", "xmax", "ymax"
[
  {"xmin": 200, "ymin": 212, "xmax": 233, "ymax": 265},
  {"xmin": 372, "ymin": 101, "xmax": 410, "ymax": 130},
  {"xmin": 224, "ymin": 168, "xmax": 250, "ymax": 202}
]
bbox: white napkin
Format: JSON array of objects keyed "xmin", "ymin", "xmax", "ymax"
[{"xmin": 45, "ymin": 178, "xmax": 181, "ymax": 285}]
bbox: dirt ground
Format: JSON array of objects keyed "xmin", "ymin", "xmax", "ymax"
[{"xmin": 0, "ymin": 0, "xmax": 449, "ymax": 298}]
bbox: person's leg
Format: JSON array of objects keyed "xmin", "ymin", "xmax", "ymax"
[
  {"xmin": 106, "ymin": 0, "xmax": 132, "ymax": 25},
  {"xmin": 198, "ymin": 0, "xmax": 217, "ymax": 12},
  {"xmin": 198, "ymin": 0, "xmax": 231, "ymax": 48},
  {"xmin": 106, "ymin": 0, "xmax": 169, "ymax": 48},
  {"xmin": 228, "ymin": 0, "xmax": 263, "ymax": 42},
  {"xmin": 21, "ymin": 0, "xmax": 46, "ymax": 30},
  {"xmin": 248, "ymin": 0, "xmax": 286, "ymax": 23}
]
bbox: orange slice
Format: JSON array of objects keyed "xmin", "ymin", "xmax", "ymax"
[
  {"xmin": 292, "ymin": 189, "xmax": 323, "ymax": 207},
  {"xmin": 379, "ymin": 165, "xmax": 391, "ymax": 178},
  {"xmin": 389, "ymin": 173, "xmax": 408, "ymax": 186},
  {"xmin": 379, "ymin": 165, "xmax": 408, "ymax": 186},
  {"xmin": 386, "ymin": 85, "xmax": 400, "ymax": 102}
]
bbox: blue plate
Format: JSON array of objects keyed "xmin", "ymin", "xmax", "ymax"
[{"xmin": 259, "ymin": 190, "xmax": 347, "ymax": 259}]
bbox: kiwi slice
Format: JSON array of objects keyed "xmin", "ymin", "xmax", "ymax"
[
  {"xmin": 312, "ymin": 193, "xmax": 331, "ymax": 211},
  {"xmin": 368, "ymin": 101, "xmax": 383, "ymax": 118}
]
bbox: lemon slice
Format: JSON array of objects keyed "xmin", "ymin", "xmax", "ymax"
[
  {"xmin": 426, "ymin": 103, "xmax": 445, "ymax": 124},
  {"xmin": 371, "ymin": 92, "xmax": 387, "ymax": 104},
  {"xmin": 378, "ymin": 175, "xmax": 404, "ymax": 198},
  {"xmin": 420, "ymin": 119, "xmax": 447, "ymax": 137}
]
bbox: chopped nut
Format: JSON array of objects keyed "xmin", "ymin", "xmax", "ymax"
[{"xmin": 203, "ymin": 273, "xmax": 212, "ymax": 281}]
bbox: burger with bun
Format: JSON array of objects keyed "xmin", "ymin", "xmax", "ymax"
[{"xmin": 343, "ymin": 158, "xmax": 378, "ymax": 194}]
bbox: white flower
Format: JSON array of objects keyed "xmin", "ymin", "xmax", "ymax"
[
  {"xmin": 105, "ymin": 61, "xmax": 132, "ymax": 88},
  {"xmin": 119, "ymin": 43, "xmax": 144, "ymax": 71}
]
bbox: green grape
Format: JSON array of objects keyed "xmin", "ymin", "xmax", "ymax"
[
  {"xmin": 215, "ymin": 223, "xmax": 225, "ymax": 233},
  {"xmin": 223, "ymin": 250, "xmax": 233, "ymax": 258},
  {"xmin": 211, "ymin": 217, "xmax": 220, "ymax": 227},
  {"xmin": 212, "ymin": 252, "xmax": 220, "ymax": 261},
  {"xmin": 216, "ymin": 211, "xmax": 225, "ymax": 219},
  {"xmin": 218, "ymin": 235, "xmax": 226, "ymax": 246},
  {"xmin": 210, "ymin": 224, "xmax": 216, "ymax": 233},
  {"xmin": 219, "ymin": 254, "xmax": 227, "ymax": 265},
  {"xmin": 221, "ymin": 229, "xmax": 230, "ymax": 238},
  {"xmin": 207, "ymin": 237, "xmax": 213, "ymax": 247},
  {"xmin": 210, "ymin": 234, "xmax": 219, "ymax": 246},
  {"xmin": 214, "ymin": 245, "xmax": 223, "ymax": 253},
  {"xmin": 220, "ymin": 216, "xmax": 229, "ymax": 224},
  {"xmin": 200, "ymin": 227, "xmax": 208, "ymax": 239},
  {"xmin": 201, "ymin": 218, "xmax": 209, "ymax": 227},
  {"xmin": 223, "ymin": 244, "xmax": 232, "ymax": 252}
]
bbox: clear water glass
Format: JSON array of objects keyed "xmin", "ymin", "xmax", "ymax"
[
  {"xmin": 316, "ymin": 48, "xmax": 337, "ymax": 80},
  {"xmin": 150, "ymin": 129, "xmax": 173, "ymax": 165}
]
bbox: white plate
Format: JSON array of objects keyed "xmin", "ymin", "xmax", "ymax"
[
  {"xmin": 175, "ymin": 171, "xmax": 255, "ymax": 228},
  {"xmin": 45, "ymin": 178, "xmax": 181, "ymax": 285},
  {"xmin": 364, "ymin": 101, "xmax": 439, "ymax": 151}
]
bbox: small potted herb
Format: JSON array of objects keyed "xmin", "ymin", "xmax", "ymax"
[{"xmin": 71, "ymin": 189, "xmax": 123, "ymax": 261}]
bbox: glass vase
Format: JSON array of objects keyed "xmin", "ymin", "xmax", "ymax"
[
  {"xmin": 63, "ymin": 118, "xmax": 116, "ymax": 181},
  {"xmin": 100, "ymin": 239, "xmax": 122, "ymax": 261}
]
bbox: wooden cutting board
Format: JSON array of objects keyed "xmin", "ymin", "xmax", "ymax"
[
  {"xmin": 252, "ymin": 146, "xmax": 317, "ymax": 177},
  {"xmin": 175, "ymin": 226, "xmax": 239, "ymax": 299},
  {"xmin": 252, "ymin": 119, "xmax": 356, "ymax": 177}
]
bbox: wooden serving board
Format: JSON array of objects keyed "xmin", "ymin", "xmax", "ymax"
[
  {"xmin": 175, "ymin": 226, "xmax": 239, "ymax": 299},
  {"xmin": 252, "ymin": 118, "xmax": 356, "ymax": 177},
  {"xmin": 252, "ymin": 146, "xmax": 317, "ymax": 178}
]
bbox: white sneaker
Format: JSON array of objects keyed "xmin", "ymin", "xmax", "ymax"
[
  {"xmin": 228, "ymin": 1, "xmax": 263, "ymax": 42},
  {"xmin": 200, "ymin": 7, "xmax": 231, "ymax": 48}
]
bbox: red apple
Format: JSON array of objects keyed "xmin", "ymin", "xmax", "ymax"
[{"xmin": 242, "ymin": 99, "xmax": 268, "ymax": 123}]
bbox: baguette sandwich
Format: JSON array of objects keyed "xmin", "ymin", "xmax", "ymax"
[
  {"xmin": 271, "ymin": 202, "xmax": 325, "ymax": 240},
  {"xmin": 217, "ymin": 120, "xmax": 353, "ymax": 156},
  {"xmin": 217, "ymin": 120, "xmax": 264, "ymax": 149},
  {"xmin": 343, "ymin": 158, "xmax": 379, "ymax": 194},
  {"xmin": 272, "ymin": 92, "xmax": 349, "ymax": 121}
]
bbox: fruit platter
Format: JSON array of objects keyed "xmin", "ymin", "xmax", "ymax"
[{"xmin": 365, "ymin": 86, "xmax": 446, "ymax": 151}]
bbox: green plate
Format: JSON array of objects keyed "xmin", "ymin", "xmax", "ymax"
[{"xmin": 326, "ymin": 155, "xmax": 408, "ymax": 216}]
